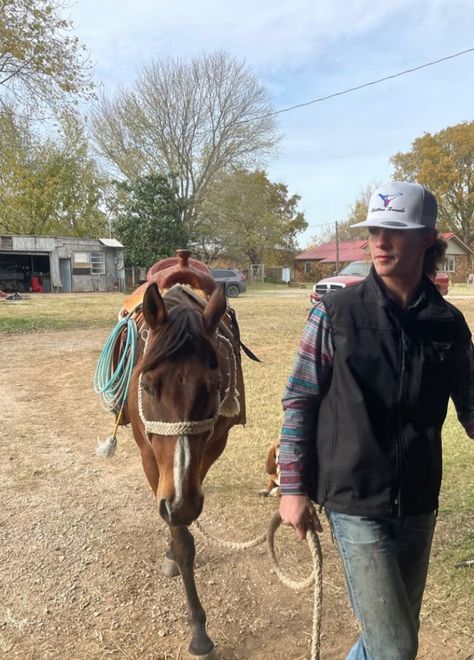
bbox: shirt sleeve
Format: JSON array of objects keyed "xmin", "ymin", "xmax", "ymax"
[
  {"xmin": 449, "ymin": 319, "xmax": 474, "ymax": 439},
  {"xmin": 279, "ymin": 301, "xmax": 334, "ymax": 495}
]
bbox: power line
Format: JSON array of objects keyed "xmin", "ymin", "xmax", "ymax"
[
  {"xmin": 306, "ymin": 221, "xmax": 336, "ymax": 230},
  {"xmin": 238, "ymin": 47, "xmax": 474, "ymax": 124}
]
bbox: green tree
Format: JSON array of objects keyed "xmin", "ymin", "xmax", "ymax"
[
  {"xmin": 198, "ymin": 169, "xmax": 307, "ymax": 265},
  {"xmin": 0, "ymin": 0, "xmax": 93, "ymax": 115},
  {"xmin": 391, "ymin": 122, "xmax": 474, "ymax": 246},
  {"xmin": 0, "ymin": 108, "xmax": 107, "ymax": 236},
  {"xmin": 112, "ymin": 174, "xmax": 187, "ymax": 267},
  {"xmin": 91, "ymin": 52, "xmax": 279, "ymax": 233}
]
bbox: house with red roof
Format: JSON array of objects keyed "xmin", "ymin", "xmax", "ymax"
[{"xmin": 294, "ymin": 233, "xmax": 472, "ymax": 283}]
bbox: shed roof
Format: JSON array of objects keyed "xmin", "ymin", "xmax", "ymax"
[
  {"xmin": 295, "ymin": 240, "xmax": 368, "ymax": 263},
  {"xmin": 439, "ymin": 232, "xmax": 473, "ymax": 254},
  {"xmin": 99, "ymin": 238, "xmax": 124, "ymax": 248}
]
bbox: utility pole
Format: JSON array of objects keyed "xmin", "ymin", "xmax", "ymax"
[{"xmin": 335, "ymin": 221, "xmax": 340, "ymax": 273}]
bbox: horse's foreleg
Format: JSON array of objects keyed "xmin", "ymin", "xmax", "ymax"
[
  {"xmin": 162, "ymin": 545, "xmax": 180, "ymax": 578},
  {"xmin": 170, "ymin": 525, "xmax": 214, "ymax": 657}
]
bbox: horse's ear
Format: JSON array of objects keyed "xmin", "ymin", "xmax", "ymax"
[
  {"xmin": 143, "ymin": 282, "xmax": 167, "ymax": 331},
  {"xmin": 202, "ymin": 284, "xmax": 226, "ymax": 335}
]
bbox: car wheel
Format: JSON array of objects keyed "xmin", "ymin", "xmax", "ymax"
[{"xmin": 226, "ymin": 284, "xmax": 240, "ymax": 298}]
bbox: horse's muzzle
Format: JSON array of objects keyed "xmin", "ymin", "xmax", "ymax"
[{"xmin": 158, "ymin": 496, "xmax": 204, "ymax": 527}]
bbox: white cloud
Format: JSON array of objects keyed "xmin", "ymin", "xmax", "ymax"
[{"xmin": 71, "ymin": 0, "xmax": 421, "ymax": 81}]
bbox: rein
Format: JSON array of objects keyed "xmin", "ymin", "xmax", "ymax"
[{"xmin": 194, "ymin": 511, "xmax": 323, "ymax": 660}]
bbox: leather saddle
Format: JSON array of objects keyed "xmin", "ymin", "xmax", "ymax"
[{"xmin": 121, "ymin": 249, "xmax": 215, "ymax": 316}]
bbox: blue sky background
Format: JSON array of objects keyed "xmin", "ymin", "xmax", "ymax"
[{"xmin": 68, "ymin": 0, "xmax": 474, "ymax": 246}]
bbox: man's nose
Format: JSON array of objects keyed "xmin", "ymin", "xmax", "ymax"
[{"xmin": 376, "ymin": 229, "xmax": 392, "ymax": 247}]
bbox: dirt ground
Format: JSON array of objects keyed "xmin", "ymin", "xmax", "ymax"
[{"xmin": 0, "ymin": 328, "xmax": 472, "ymax": 659}]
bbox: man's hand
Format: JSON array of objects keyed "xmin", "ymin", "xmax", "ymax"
[{"xmin": 279, "ymin": 494, "xmax": 323, "ymax": 540}]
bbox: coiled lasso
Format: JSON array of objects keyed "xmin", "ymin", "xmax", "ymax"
[{"xmin": 93, "ymin": 316, "xmax": 137, "ymax": 455}]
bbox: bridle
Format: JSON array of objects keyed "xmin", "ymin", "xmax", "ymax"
[
  {"xmin": 137, "ymin": 327, "xmax": 239, "ymax": 445},
  {"xmin": 138, "ymin": 372, "xmax": 221, "ymax": 439}
]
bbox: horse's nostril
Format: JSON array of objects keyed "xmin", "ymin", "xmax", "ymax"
[{"xmin": 159, "ymin": 498, "xmax": 172, "ymax": 522}]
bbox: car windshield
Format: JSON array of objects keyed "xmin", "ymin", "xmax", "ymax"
[{"xmin": 338, "ymin": 261, "xmax": 371, "ymax": 277}]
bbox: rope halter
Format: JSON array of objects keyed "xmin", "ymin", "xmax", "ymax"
[
  {"xmin": 138, "ymin": 375, "xmax": 221, "ymax": 437},
  {"xmin": 137, "ymin": 329, "xmax": 240, "ymax": 441}
]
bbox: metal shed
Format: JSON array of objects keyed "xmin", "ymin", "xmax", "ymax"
[{"xmin": 0, "ymin": 235, "xmax": 125, "ymax": 293}]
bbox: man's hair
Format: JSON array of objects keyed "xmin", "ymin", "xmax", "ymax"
[{"xmin": 423, "ymin": 234, "xmax": 447, "ymax": 278}]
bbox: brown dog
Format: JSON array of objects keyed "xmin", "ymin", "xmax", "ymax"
[{"xmin": 258, "ymin": 442, "xmax": 280, "ymax": 497}]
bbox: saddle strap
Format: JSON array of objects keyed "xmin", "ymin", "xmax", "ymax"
[
  {"xmin": 226, "ymin": 306, "xmax": 262, "ymax": 363},
  {"xmin": 239, "ymin": 338, "xmax": 262, "ymax": 363}
]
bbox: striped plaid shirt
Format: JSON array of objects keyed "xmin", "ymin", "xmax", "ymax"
[
  {"xmin": 279, "ymin": 302, "xmax": 334, "ymax": 495},
  {"xmin": 279, "ymin": 300, "xmax": 474, "ymax": 496}
]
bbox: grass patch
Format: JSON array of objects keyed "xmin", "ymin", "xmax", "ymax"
[
  {"xmin": 0, "ymin": 293, "xmax": 124, "ymax": 334},
  {"xmin": 427, "ymin": 405, "xmax": 474, "ymax": 636},
  {"xmin": 449, "ymin": 283, "xmax": 474, "ymax": 294}
]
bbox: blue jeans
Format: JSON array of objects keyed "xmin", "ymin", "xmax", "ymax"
[{"xmin": 327, "ymin": 510, "xmax": 436, "ymax": 660}]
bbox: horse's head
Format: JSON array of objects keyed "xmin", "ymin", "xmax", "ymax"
[{"xmin": 139, "ymin": 283, "xmax": 227, "ymax": 526}]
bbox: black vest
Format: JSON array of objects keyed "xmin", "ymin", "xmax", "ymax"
[{"xmin": 306, "ymin": 270, "xmax": 468, "ymax": 516}]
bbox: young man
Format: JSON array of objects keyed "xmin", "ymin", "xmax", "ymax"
[{"xmin": 279, "ymin": 181, "xmax": 474, "ymax": 660}]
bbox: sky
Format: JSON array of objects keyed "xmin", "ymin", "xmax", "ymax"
[{"xmin": 68, "ymin": 0, "xmax": 474, "ymax": 247}]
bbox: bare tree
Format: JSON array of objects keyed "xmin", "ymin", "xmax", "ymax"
[{"xmin": 91, "ymin": 52, "xmax": 279, "ymax": 232}]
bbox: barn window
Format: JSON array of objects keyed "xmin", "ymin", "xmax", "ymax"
[
  {"xmin": 74, "ymin": 252, "xmax": 91, "ymax": 266},
  {"xmin": 73, "ymin": 251, "xmax": 105, "ymax": 275},
  {"xmin": 91, "ymin": 252, "xmax": 105, "ymax": 275},
  {"xmin": 0, "ymin": 236, "xmax": 13, "ymax": 249},
  {"xmin": 304, "ymin": 261, "xmax": 313, "ymax": 274},
  {"xmin": 442, "ymin": 255, "xmax": 455, "ymax": 272}
]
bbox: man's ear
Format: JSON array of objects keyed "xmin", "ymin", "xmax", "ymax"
[
  {"xmin": 202, "ymin": 284, "xmax": 227, "ymax": 335},
  {"xmin": 143, "ymin": 282, "xmax": 167, "ymax": 331}
]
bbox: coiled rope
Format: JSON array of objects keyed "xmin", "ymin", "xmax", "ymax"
[
  {"xmin": 194, "ymin": 510, "xmax": 323, "ymax": 659},
  {"xmin": 93, "ymin": 316, "xmax": 138, "ymax": 412}
]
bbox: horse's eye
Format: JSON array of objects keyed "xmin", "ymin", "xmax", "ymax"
[{"xmin": 143, "ymin": 377, "xmax": 161, "ymax": 396}]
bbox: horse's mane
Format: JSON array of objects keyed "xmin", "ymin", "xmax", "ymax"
[{"xmin": 141, "ymin": 290, "xmax": 218, "ymax": 373}]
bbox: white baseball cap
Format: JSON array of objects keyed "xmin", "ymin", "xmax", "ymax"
[{"xmin": 351, "ymin": 181, "xmax": 438, "ymax": 230}]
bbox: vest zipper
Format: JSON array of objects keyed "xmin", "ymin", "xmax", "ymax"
[{"xmin": 394, "ymin": 328, "xmax": 409, "ymax": 516}]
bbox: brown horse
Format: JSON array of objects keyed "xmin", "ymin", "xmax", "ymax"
[{"xmin": 127, "ymin": 281, "xmax": 245, "ymax": 657}]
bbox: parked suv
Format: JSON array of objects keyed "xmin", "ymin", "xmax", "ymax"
[
  {"xmin": 310, "ymin": 260, "xmax": 449, "ymax": 304},
  {"xmin": 210, "ymin": 268, "xmax": 246, "ymax": 297}
]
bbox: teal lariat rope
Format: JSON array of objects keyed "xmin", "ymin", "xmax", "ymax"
[{"xmin": 93, "ymin": 315, "xmax": 138, "ymax": 413}]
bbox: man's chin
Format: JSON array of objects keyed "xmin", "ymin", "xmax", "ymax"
[{"xmin": 373, "ymin": 263, "xmax": 396, "ymax": 277}]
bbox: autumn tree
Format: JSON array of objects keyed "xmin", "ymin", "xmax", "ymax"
[
  {"xmin": 391, "ymin": 122, "xmax": 474, "ymax": 246},
  {"xmin": 91, "ymin": 52, "xmax": 279, "ymax": 233},
  {"xmin": 0, "ymin": 0, "xmax": 93, "ymax": 115},
  {"xmin": 112, "ymin": 174, "xmax": 187, "ymax": 268},
  {"xmin": 198, "ymin": 169, "xmax": 307, "ymax": 265},
  {"xmin": 0, "ymin": 108, "xmax": 107, "ymax": 236}
]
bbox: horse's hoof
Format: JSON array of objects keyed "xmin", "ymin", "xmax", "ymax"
[
  {"xmin": 187, "ymin": 648, "xmax": 219, "ymax": 659},
  {"xmin": 161, "ymin": 556, "xmax": 180, "ymax": 578},
  {"xmin": 188, "ymin": 636, "xmax": 215, "ymax": 658}
]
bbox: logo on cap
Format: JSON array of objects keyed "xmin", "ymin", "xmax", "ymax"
[{"xmin": 378, "ymin": 192, "xmax": 403, "ymax": 208}]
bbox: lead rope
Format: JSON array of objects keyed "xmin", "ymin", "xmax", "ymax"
[{"xmin": 193, "ymin": 510, "xmax": 323, "ymax": 660}]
